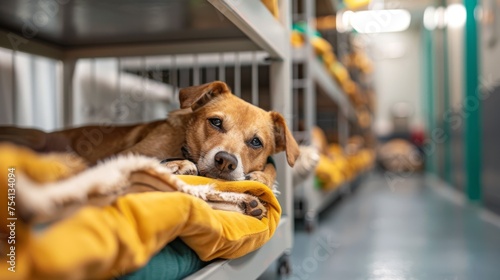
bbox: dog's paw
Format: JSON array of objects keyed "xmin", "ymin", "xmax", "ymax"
[
  {"xmin": 162, "ymin": 159, "xmax": 198, "ymax": 175},
  {"xmin": 245, "ymin": 171, "xmax": 274, "ymax": 188},
  {"xmin": 239, "ymin": 195, "xmax": 268, "ymax": 220}
]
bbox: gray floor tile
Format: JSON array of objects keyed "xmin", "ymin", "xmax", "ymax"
[{"xmin": 260, "ymin": 173, "xmax": 500, "ymax": 280}]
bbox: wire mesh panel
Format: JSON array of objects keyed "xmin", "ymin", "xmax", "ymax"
[
  {"xmin": 0, "ymin": 49, "xmax": 273, "ymax": 134},
  {"xmin": 72, "ymin": 57, "xmax": 175, "ymax": 126},
  {"xmin": 71, "ymin": 51, "xmax": 273, "ymax": 126}
]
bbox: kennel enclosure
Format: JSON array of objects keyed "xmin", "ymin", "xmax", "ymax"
[{"xmin": 0, "ymin": 0, "xmax": 294, "ymax": 278}]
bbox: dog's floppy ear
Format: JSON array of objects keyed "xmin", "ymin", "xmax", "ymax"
[
  {"xmin": 270, "ymin": 112, "xmax": 300, "ymax": 167},
  {"xmin": 179, "ymin": 81, "xmax": 230, "ymax": 110}
]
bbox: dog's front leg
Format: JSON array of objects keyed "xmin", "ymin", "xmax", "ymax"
[
  {"xmin": 177, "ymin": 184, "xmax": 268, "ymax": 219},
  {"xmin": 161, "ymin": 159, "xmax": 198, "ymax": 175},
  {"xmin": 245, "ymin": 162, "xmax": 277, "ymax": 191}
]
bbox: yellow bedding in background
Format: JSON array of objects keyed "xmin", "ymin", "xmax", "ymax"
[{"xmin": 315, "ymin": 154, "xmax": 346, "ymax": 190}]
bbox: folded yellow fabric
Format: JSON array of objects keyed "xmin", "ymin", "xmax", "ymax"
[
  {"xmin": 327, "ymin": 144, "xmax": 354, "ymax": 181},
  {"xmin": 0, "ymin": 144, "xmax": 281, "ymax": 280},
  {"xmin": 328, "ymin": 144, "xmax": 344, "ymax": 157},
  {"xmin": 315, "ymin": 154, "xmax": 345, "ymax": 190}
]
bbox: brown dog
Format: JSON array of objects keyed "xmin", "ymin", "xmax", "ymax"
[{"xmin": 1, "ymin": 81, "xmax": 300, "ymax": 219}]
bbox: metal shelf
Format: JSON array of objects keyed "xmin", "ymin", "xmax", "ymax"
[
  {"xmin": 185, "ymin": 217, "xmax": 291, "ymax": 280},
  {"xmin": 293, "ymin": 47, "xmax": 357, "ymax": 121},
  {"xmin": 291, "ymin": 0, "xmax": 366, "ymax": 234},
  {"xmin": 208, "ymin": 0, "xmax": 288, "ymax": 60},
  {"xmin": 0, "ymin": 0, "xmax": 287, "ymax": 60},
  {"xmin": 294, "ymin": 174, "xmax": 351, "ymax": 217}
]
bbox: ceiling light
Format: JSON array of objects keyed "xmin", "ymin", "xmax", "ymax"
[
  {"xmin": 445, "ymin": 4, "xmax": 467, "ymax": 28},
  {"xmin": 350, "ymin": 9, "xmax": 412, "ymax": 34}
]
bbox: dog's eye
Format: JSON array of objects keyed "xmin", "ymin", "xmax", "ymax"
[
  {"xmin": 209, "ymin": 118, "xmax": 223, "ymax": 129},
  {"xmin": 249, "ymin": 137, "xmax": 263, "ymax": 148}
]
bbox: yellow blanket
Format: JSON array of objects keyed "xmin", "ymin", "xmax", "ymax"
[
  {"xmin": 0, "ymin": 144, "xmax": 281, "ymax": 280},
  {"xmin": 314, "ymin": 144, "xmax": 376, "ymax": 190},
  {"xmin": 315, "ymin": 154, "xmax": 347, "ymax": 190}
]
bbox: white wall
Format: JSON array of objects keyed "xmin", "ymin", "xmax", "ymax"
[
  {"xmin": 369, "ymin": 28, "xmax": 424, "ymax": 136},
  {"xmin": 0, "ymin": 47, "xmax": 60, "ymax": 130}
]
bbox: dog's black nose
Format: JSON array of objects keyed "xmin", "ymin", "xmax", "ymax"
[{"xmin": 214, "ymin": 151, "xmax": 238, "ymax": 172}]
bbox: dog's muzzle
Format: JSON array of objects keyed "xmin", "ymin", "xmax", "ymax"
[
  {"xmin": 214, "ymin": 151, "xmax": 238, "ymax": 172},
  {"xmin": 197, "ymin": 148, "xmax": 245, "ymax": 181}
]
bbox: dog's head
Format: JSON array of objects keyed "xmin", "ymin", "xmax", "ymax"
[{"xmin": 178, "ymin": 81, "xmax": 300, "ymax": 181}]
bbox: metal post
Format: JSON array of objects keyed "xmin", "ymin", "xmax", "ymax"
[
  {"xmin": 180, "ymin": 63, "xmax": 189, "ymax": 88},
  {"xmin": 292, "ymin": 62, "xmax": 300, "ymax": 132},
  {"xmin": 62, "ymin": 59, "xmax": 76, "ymax": 127},
  {"xmin": 193, "ymin": 54, "xmax": 200, "ymax": 85},
  {"xmin": 11, "ymin": 50, "xmax": 17, "ymax": 124},
  {"xmin": 140, "ymin": 56, "xmax": 147, "ymax": 121},
  {"xmin": 234, "ymin": 52, "xmax": 241, "ymax": 97},
  {"xmin": 270, "ymin": 0, "xmax": 292, "ymax": 249},
  {"xmin": 91, "ymin": 58, "xmax": 97, "ymax": 103},
  {"xmin": 251, "ymin": 52, "xmax": 259, "ymax": 105},
  {"xmin": 218, "ymin": 53, "xmax": 225, "ymax": 82},
  {"xmin": 116, "ymin": 57, "xmax": 124, "ymax": 122},
  {"xmin": 303, "ymin": 0, "xmax": 316, "ymax": 143},
  {"xmin": 31, "ymin": 57, "xmax": 39, "ymax": 126},
  {"xmin": 169, "ymin": 55, "xmax": 179, "ymax": 107},
  {"xmin": 170, "ymin": 55, "xmax": 177, "ymax": 88},
  {"xmin": 464, "ymin": 0, "xmax": 481, "ymax": 201},
  {"xmin": 300, "ymin": 0, "xmax": 319, "ymax": 233}
]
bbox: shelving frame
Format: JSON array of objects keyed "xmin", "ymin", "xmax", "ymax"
[{"xmin": 291, "ymin": 0, "xmax": 361, "ymax": 230}]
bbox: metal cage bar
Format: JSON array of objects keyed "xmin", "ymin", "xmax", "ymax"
[
  {"xmin": 218, "ymin": 53, "xmax": 226, "ymax": 82},
  {"xmin": 193, "ymin": 54, "xmax": 201, "ymax": 86},
  {"xmin": 11, "ymin": 50, "xmax": 17, "ymax": 124},
  {"xmin": 251, "ymin": 52, "xmax": 259, "ymax": 106},
  {"xmin": 234, "ymin": 52, "xmax": 241, "ymax": 97}
]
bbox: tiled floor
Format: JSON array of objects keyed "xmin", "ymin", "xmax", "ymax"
[{"xmin": 260, "ymin": 173, "xmax": 500, "ymax": 280}]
